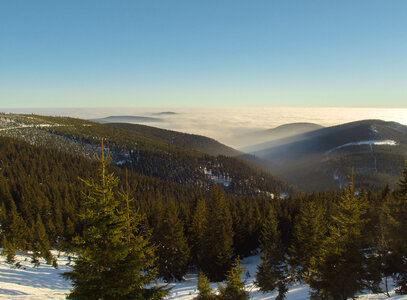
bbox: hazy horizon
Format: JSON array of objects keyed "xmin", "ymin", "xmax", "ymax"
[{"xmin": 2, "ymin": 106, "xmax": 407, "ymax": 148}]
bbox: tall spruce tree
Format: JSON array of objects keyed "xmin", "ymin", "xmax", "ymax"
[
  {"xmin": 374, "ymin": 189, "xmax": 399, "ymax": 296},
  {"xmin": 256, "ymin": 206, "xmax": 288, "ymax": 300},
  {"xmin": 393, "ymin": 160, "xmax": 407, "ymax": 294},
  {"xmin": 0, "ymin": 178, "xmax": 22, "ymax": 263},
  {"xmin": 156, "ymin": 199, "xmax": 190, "ymax": 282},
  {"xmin": 398, "ymin": 160, "xmax": 407, "ymax": 195},
  {"xmin": 0, "ymin": 199, "xmax": 29, "ymax": 264},
  {"xmin": 307, "ymin": 176, "xmax": 370, "ymax": 298},
  {"xmin": 32, "ymin": 213, "xmax": 53, "ymax": 264},
  {"xmin": 62, "ymin": 142, "xmax": 167, "ymax": 299},
  {"xmin": 203, "ymin": 185, "xmax": 234, "ymax": 282},
  {"xmin": 288, "ymin": 200, "xmax": 327, "ymax": 280},
  {"xmin": 189, "ymin": 197, "xmax": 208, "ymax": 269}
]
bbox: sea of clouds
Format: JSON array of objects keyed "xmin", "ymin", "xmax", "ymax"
[{"xmin": 3, "ymin": 107, "xmax": 407, "ymax": 148}]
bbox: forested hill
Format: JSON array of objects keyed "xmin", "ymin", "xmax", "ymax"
[
  {"xmin": 105, "ymin": 122, "xmax": 241, "ymax": 157},
  {"xmin": 0, "ymin": 133, "xmax": 297, "ymax": 282},
  {"xmin": 249, "ymin": 119, "xmax": 407, "ymax": 192},
  {"xmin": 0, "ymin": 113, "xmax": 295, "ymax": 197}
]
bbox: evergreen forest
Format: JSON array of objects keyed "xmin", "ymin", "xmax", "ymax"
[{"xmin": 1, "ymin": 115, "xmax": 407, "ymax": 299}]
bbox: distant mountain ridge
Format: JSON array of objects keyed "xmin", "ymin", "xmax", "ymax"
[
  {"xmin": 247, "ymin": 119, "xmax": 407, "ymax": 191},
  {"xmin": 152, "ymin": 111, "xmax": 177, "ymax": 116},
  {"xmin": 264, "ymin": 122, "xmax": 323, "ymax": 136},
  {"xmin": 106, "ymin": 122, "xmax": 241, "ymax": 157},
  {"xmin": 91, "ymin": 115, "xmax": 163, "ymax": 123},
  {"xmin": 240, "ymin": 122, "xmax": 323, "ymax": 152}
]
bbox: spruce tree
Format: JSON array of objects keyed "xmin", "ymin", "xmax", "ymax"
[
  {"xmin": 374, "ymin": 189, "xmax": 399, "ymax": 296},
  {"xmin": 307, "ymin": 177, "xmax": 369, "ymax": 298},
  {"xmin": 217, "ymin": 257, "xmax": 249, "ymax": 300},
  {"xmin": 156, "ymin": 199, "xmax": 190, "ymax": 282},
  {"xmin": 1, "ymin": 235, "xmax": 16, "ymax": 264},
  {"xmin": 189, "ymin": 197, "xmax": 208, "ymax": 269},
  {"xmin": 398, "ymin": 160, "xmax": 407, "ymax": 195},
  {"xmin": 62, "ymin": 143, "xmax": 167, "ymax": 299},
  {"xmin": 256, "ymin": 207, "xmax": 287, "ymax": 299},
  {"xmin": 0, "ymin": 179, "xmax": 20, "ymax": 262},
  {"xmin": 288, "ymin": 200, "xmax": 327, "ymax": 280},
  {"xmin": 0, "ymin": 199, "xmax": 29, "ymax": 264},
  {"xmin": 0, "ymin": 201, "xmax": 16, "ymax": 264},
  {"xmin": 393, "ymin": 160, "xmax": 407, "ymax": 294},
  {"xmin": 32, "ymin": 213, "xmax": 52, "ymax": 264},
  {"xmin": 63, "ymin": 216, "xmax": 76, "ymax": 250},
  {"xmin": 195, "ymin": 272, "xmax": 216, "ymax": 300},
  {"xmin": 203, "ymin": 185, "xmax": 234, "ymax": 281}
]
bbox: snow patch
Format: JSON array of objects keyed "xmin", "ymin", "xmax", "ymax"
[
  {"xmin": 370, "ymin": 125, "xmax": 379, "ymax": 134},
  {"xmin": 1, "ymin": 252, "xmax": 407, "ymax": 299},
  {"xmin": 327, "ymin": 140, "xmax": 398, "ymax": 154},
  {"xmin": 203, "ymin": 168, "xmax": 231, "ymax": 187},
  {"xmin": 0, "ymin": 251, "xmax": 72, "ymax": 299}
]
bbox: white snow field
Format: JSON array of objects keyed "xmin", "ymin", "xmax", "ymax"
[
  {"xmin": 1, "ymin": 252, "xmax": 407, "ymax": 299},
  {"xmin": 326, "ymin": 140, "xmax": 398, "ymax": 154},
  {"xmin": 0, "ymin": 251, "xmax": 72, "ymax": 299}
]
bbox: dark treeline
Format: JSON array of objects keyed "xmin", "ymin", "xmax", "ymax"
[
  {"xmin": 44, "ymin": 117, "xmax": 296, "ymax": 196},
  {"xmin": 256, "ymin": 168, "xmax": 407, "ymax": 299},
  {"xmin": 0, "ymin": 137, "xmax": 290, "ymax": 279},
  {"xmin": 1, "ymin": 136, "xmax": 407, "ymax": 298}
]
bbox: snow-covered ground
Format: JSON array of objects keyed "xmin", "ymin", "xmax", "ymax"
[
  {"xmin": 1, "ymin": 252, "xmax": 407, "ymax": 299},
  {"xmin": 0, "ymin": 251, "xmax": 72, "ymax": 299}
]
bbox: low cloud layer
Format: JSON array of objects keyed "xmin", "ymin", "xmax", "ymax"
[{"xmin": 2, "ymin": 107, "xmax": 407, "ymax": 148}]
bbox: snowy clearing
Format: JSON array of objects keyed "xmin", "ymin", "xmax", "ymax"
[
  {"xmin": 1, "ymin": 252, "xmax": 407, "ymax": 299},
  {"xmin": 326, "ymin": 140, "xmax": 398, "ymax": 154}
]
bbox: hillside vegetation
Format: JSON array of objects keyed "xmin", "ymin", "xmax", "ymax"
[
  {"xmin": 0, "ymin": 113, "xmax": 295, "ymax": 197},
  {"xmin": 249, "ymin": 119, "xmax": 407, "ymax": 191}
]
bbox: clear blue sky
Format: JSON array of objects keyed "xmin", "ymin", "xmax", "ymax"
[{"xmin": 1, "ymin": 0, "xmax": 406, "ymax": 107}]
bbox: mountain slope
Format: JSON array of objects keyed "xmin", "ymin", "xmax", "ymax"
[
  {"xmin": 106, "ymin": 122, "xmax": 242, "ymax": 157},
  {"xmin": 0, "ymin": 113, "xmax": 296, "ymax": 197},
  {"xmin": 248, "ymin": 120, "xmax": 407, "ymax": 191},
  {"xmin": 228, "ymin": 122, "xmax": 323, "ymax": 150}
]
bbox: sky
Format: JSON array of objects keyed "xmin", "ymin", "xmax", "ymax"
[{"xmin": 1, "ymin": 0, "xmax": 407, "ymax": 108}]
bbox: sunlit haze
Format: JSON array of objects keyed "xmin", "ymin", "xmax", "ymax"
[{"xmin": 2, "ymin": 107, "xmax": 407, "ymax": 148}]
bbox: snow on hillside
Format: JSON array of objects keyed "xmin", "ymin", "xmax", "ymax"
[
  {"xmin": 1, "ymin": 252, "xmax": 407, "ymax": 299},
  {"xmin": 326, "ymin": 140, "xmax": 398, "ymax": 154}
]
